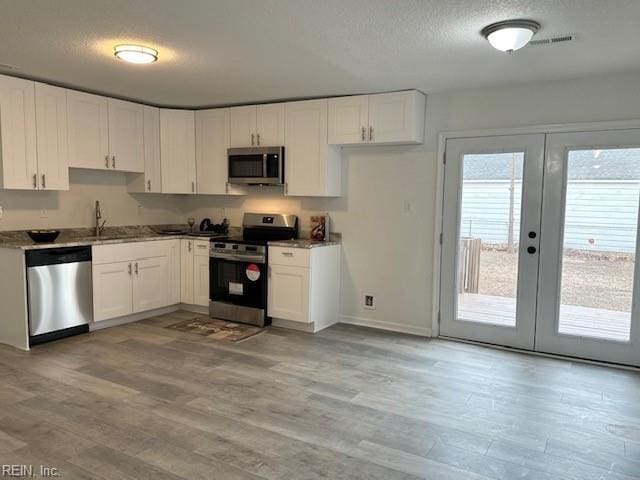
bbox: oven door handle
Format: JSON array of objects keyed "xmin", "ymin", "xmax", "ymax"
[{"xmin": 211, "ymin": 253, "xmax": 265, "ymax": 263}]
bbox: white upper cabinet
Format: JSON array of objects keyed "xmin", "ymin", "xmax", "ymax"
[
  {"xmin": 34, "ymin": 83, "xmax": 69, "ymax": 191},
  {"xmin": 256, "ymin": 103, "xmax": 285, "ymax": 146},
  {"xmin": 229, "ymin": 105, "xmax": 257, "ymax": 147},
  {"xmin": 127, "ymin": 105, "xmax": 161, "ymax": 193},
  {"xmin": 328, "ymin": 90, "xmax": 425, "ymax": 145},
  {"xmin": 67, "ymin": 90, "xmax": 109, "ymax": 170},
  {"xmin": 327, "ymin": 95, "xmax": 369, "ymax": 145},
  {"xmin": 0, "ymin": 75, "xmax": 38, "ymax": 190},
  {"xmin": 195, "ymin": 108, "xmax": 242, "ymax": 195},
  {"xmin": 160, "ymin": 109, "xmax": 196, "ymax": 194},
  {"xmin": 284, "ymin": 99, "xmax": 341, "ymax": 197},
  {"xmin": 230, "ymin": 104, "xmax": 285, "ymax": 147},
  {"xmin": 107, "ymin": 98, "xmax": 144, "ymax": 172}
]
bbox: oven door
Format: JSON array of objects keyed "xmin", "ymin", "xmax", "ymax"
[{"xmin": 210, "ymin": 256, "xmax": 266, "ymax": 309}]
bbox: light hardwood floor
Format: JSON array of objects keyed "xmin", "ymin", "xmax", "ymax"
[{"xmin": 1, "ymin": 310, "xmax": 640, "ymax": 479}]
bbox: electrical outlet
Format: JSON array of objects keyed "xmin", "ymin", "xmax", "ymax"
[{"xmin": 363, "ymin": 293, "xmax": 376, "ymax": 310}]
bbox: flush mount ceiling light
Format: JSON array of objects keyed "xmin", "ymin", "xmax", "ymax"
[
  {"xmin": 113, "ymin": 44, "xmax": 158, "ymax": 64},
  {"xmin": 481, "ymin": 20, "xmax": 541, "ymax": 53}
]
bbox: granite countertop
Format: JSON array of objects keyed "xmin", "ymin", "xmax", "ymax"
[
  {"xmin": 268, "ymin": 238, "xmax": 341, "ymax": 249},
  {"xmin": 0, "ymin": 225, "xmax": 227, "ymax": 251}
]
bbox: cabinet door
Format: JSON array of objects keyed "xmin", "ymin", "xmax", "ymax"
[
  {"xmin": 284, "ymin": 99, "xmax": 340, "ymax": 196},
  {"xmin": 132, "ymin": 256, "xmax": 169, "ymax": 313},
  {"xmin": 229, "ymin": 105, "xmax": 257, "ymax": 147},
  {"xmin": 193, "ymin": 252, "xmax": 210, "ymax": 307},
  {"xmin": 34, "ymin": 83, "xmax": 69, "ymax": 191},
  {"xmin": 160, "ymin": 109, "xmax": 196, "ymax": 194},
  {"xmin": 180, "ymin": 240, "xmax": 194, "ymax": 304},
  {"xmin": 92, "ymin": 261, "xmax": 133, "ymax": 321},
  {"xmin": 367, "ymin": 91, "xmax": 424, "ymax": 145},
  {"xmin": 108, "ymin": 98, "xmax": 144, "ymax": 172},
  {"xmin": 0, "ymin": 75, "xmax": 38, "ymax": 190},
  {"xmin": 143, "ymin": 105, "xmax": 161, "ymax": 192},
  {"xmin": 268, "ymin": 264, "xmax": 310, "ymax": 323},
  {"xmin": 256, "ymin": 103, "xmax": 285, "ymax": 146},
  {"xmin": 328, "ymin": 95, "xmax": 369, "ymax": 145},
  {"xmin": 196, "ymin": 108, "xmax": 232, "ymax": 195},
  {"xmin": 67, "ymin": 90, "xmax": 109, "ymax": 169}
]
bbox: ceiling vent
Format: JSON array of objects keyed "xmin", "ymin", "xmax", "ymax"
[{"xmin": 528, "ymin": 34, "xmax": 574, "ymax": 47}]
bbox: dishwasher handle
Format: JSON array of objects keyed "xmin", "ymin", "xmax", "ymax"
[{"xmin": 26, "ymin": 246, "xmax": 92, "ymax": 267}]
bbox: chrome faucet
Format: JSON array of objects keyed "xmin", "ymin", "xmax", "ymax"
[{"xmin": 95, "ymin": 200, "xmax": 106, "ymax": 237}]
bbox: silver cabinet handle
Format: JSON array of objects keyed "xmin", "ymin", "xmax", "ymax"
[
  {"xmin": 225, "ymin": 182, "xmax": 229, "ymax": 193},
  {"xmin": 188, "ymin": 241, "xmax": 192, "ymax": 253},
  {"xmin": 32, "ymin": 173, "xmax": 37, "ymax": 189},
  {"xmin": 281, "ymin": 252, "xmax": 294, "ymax": 257},
  {"xmin": 191, "ymin": 181, "xmax": 195, "ymax": 193},
  {"xmin": 112, "ymin": 155, "xmax": 116, "ymax": 169},
  {"xmin": 105, "ymin": 155, "xmax": 110, "ymax": 168},
  {"xmin": 41, "ymin": 174, "xmax": 46, "ymax": 189},
  {"xmin": 361, "ymin": 127, "xmax": 366, "ymax": 142},
  {"xmin": 251, "ymin": 133, "xmax": 255, "ymax": 146},
  {"xmin": 197, "ymin": 244, "xmax": 207, "ymax": 249},
  {"xmin": 256, "ymin": 133, "xmax": 260, "ymax": 145},
  {"xmin": 147, "ymin": 180, "xmax": 151, "ymax": 191},
  {"xmin": 135, "ymin": 262, "xmax": 139, "ymax": 275},
  {"xmin": 128, "ymin": 263, "xmax": 132, "ymax": 275},
  {"xmin": 369, "ymin": 126, "xmax": 373, "ymax": 141}
]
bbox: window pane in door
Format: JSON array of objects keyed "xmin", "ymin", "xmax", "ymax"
[
  {"xmin": 457, "ymin": 152, "xmax": 524, "ymax": 327},
  {"xmin": 558, "ymin": 148, "xmax": 640, "ymax": 342}
]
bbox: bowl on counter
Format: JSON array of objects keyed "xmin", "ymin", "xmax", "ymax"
[{"xmin": 27, "ymin": 230, "xmax": 60, "ymax": 243}]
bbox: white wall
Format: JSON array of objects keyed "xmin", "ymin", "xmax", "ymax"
[
  {"xmin": 3, "ymin": 70, "xmax": 640, "ymax": 336},
  {"xmin": 0, "ymin": 169, "xmax": 186, "ymax": 230}
]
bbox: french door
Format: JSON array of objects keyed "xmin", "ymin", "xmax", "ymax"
[{"xmin": 440, "ymin": 129, "xmax": 640, "ymax": 366}]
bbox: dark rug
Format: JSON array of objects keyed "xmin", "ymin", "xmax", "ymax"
[{"xmin": 166, "ymin": 317, "xmax": 264, "ymax": 343}]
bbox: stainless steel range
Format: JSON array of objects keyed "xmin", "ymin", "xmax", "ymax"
[{"xmin": 209, "ymin": 213, "xmax": 298, "ymax": 326}]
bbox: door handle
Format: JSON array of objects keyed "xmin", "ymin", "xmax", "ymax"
[
  {"xmin": 527, "ymin": 246, "xmax": 537, "ymax": 254},
  {"xmin": 251, "ymin": 133, "xmax": 255, "ymax": 146},
  {"xmin": 188, "ymin": 241, "xmax": 192, "ymax": 253},
  {"xmin": 192, "ymin": 181, "xmax": 195, "ymax": 193},
  {"xmin": 135, "ymin": 262, "xmax": 139, "ymax": 275},
  {"xmin": 147, "ymin": 180, "xmax": 151, "ymax": 191},
  {"xmin": 105, "ymin": 155, "xmax": 110, "ymax": 168},
  {"xmin": 41, "ymin": 174, "xmax": 46, "ymax": 189},
  {"xmin": 32, "ymin": 173, "xmax": 37, "ymax": 189},
  {"xmin": 257, "ymin": 133, "xmax": 261, "ymax": 145},
  {"xmin": 128, "ymin": 263, "xmax": 132, "ymax": 275},
  {"xmin": 369, "ymin": 126, "xmax": 373, "ymax": 141},
  {"xmin": 361, "ymin": 127, "xmax": 366, "ymax": 142},
  {"xmin": 112, "ymin": 155, "xmax": 116, "ymax": 169}
]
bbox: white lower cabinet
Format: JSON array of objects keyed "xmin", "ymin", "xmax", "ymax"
[
  {"xmin": 267, "ymin": 244, "xmax": 341, "ymax": 332},
  {"xmin": 133, "ymin": 256, "xmax": 168, "ymax": 312},
  {"xmin": 181, "ymin": 239, "xmax": 210, "ymax": 307},
  {"xmin": 92, "ymin": 240, "xmax": 180, "ymax": 322},
  {"xmin": 93, "ymin": 261, "xmax": 134, "ymax": 321}
]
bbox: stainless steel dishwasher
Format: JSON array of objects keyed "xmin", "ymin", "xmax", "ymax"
[{"xmin": 26, "ymin": 246, "xmax": 93, "ymax": 346}]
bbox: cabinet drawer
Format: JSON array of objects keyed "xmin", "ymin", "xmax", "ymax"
[
  {"xmin": 268, "ymin": 246, "xmax": 310, "ymax": 267},
  {"xmin": 194, "ymin": 240, "xmax": 210, "ymax": 256}
]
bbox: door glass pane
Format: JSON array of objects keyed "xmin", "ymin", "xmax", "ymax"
[
  {"xmin": 457, "ymin": 152, "xmax": 524, "ymax": 327},
  {"xmin": 558, "ymin": 148, "xmax": 640, "ymax": 342}
]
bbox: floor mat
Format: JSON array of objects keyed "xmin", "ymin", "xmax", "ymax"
[{"xmin": 166, "ymin": 317, "xmax": 264, "ymax": 343}]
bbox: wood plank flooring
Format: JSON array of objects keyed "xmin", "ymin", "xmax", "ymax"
[{"xmin": 1, "ymin": 310, "xmax": 640, "ymax": 479}]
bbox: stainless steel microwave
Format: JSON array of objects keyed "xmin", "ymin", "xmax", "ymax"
[{"xmin": 228, "ymin": 146, "xmax": 284, "ymax": 185}]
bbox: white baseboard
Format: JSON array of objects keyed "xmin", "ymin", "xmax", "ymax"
[
  {"xmin": 89, "ymin": 305, "xmax": 180, "ymax": 331},
  {"xmin": 339, "ymin": 315, "xmax": 432, "ymax": 337}
]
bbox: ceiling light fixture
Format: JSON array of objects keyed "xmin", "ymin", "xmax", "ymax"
[
  {"xmin": 113, "ymin": 44, "xmax": 158, "ymax": 64},
  {"xmin": 481, "ymin": 20, "xmax": 541, "ymax": 53}
]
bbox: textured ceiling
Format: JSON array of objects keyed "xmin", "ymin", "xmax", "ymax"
[{"xmin": 0, "ymin": 0, "xmax": 639, "ymax": 107}]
